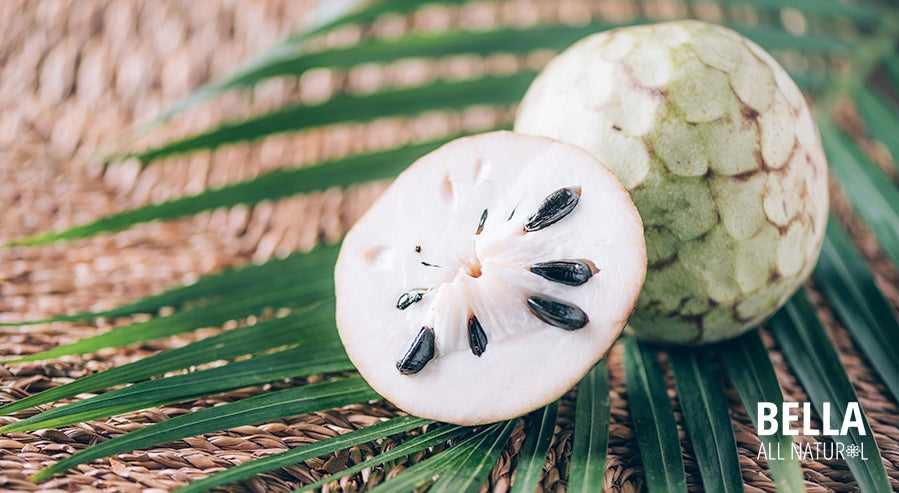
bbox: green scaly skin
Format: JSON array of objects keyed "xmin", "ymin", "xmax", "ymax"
[{"xmin": 515, "ymin": 20, "xmax": 829, "ymax": 344}]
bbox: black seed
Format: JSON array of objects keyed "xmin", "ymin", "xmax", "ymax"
[
  {"xmin": 468, "ymin": 316, "xmax": 488, "ymax": 356},
  {"xmin": 526, "ymin": 296, "xmax": 588, "ymax": 330},
  {"xmin": 524, "ymin": 187, "xmax": 581, "ymax": 232},
  {"xmin": 415, "ymin": 245, "xmax": 421, "ymax": 253},
  {"xmin": 507, "ymin": 207, "xmax": 516, "ymax": 221},
  {"xmin": 396, "ymin": 326, "xmax": 436, "ymax": 375},
  {"xmin": 476, "ymin": 209, "xmax": 488, "ymax": 235},
  {"xmin": 396, "ymin": 289, "xmax": 426, "ymax": 310},
  {"xmin": 530, "ymin": 260, "xmax": 594, "ymax": 286},
  {"xmin": 421, "ymin": 261, "xmax": 442, "ymax": 268}
]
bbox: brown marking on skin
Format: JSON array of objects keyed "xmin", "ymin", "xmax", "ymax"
[
  {"xmin": 729, "ymin": 167, "xmax": 763, "ymax": 182},
  {"xmin": 768, "ymin": 271, "xmax": 782, "ymax": 285},
  {"xmin": 674, "ymin": 296, "xmax": 692, "ymax": 313},
  {"xmin": 762, "ymin": 137, "xmax": 800, "ymax": 174},
  {"xmin": 649, "ymin": 252, "xmax": 680, "ymax": 270},
  {"xmin": 645, "ymin": 299, "xmax": 663, "ymax": 311},
  {"xmin": 741, "ymin": 105, "xmax": 760, "ymax": 121},
  {"xmin": 619, "ymin": 61, "xmax": 669, "ymax": 100},
  {"xmin": 766, "ymin": 211, "xmax": 804, "ymax": 235},
  {"xmin": 681, "ymin": 314, "xmax": 705, "ymax": 345},
  {"xmin": 806, "ymin": 151, "xmax": 820, "ymax": 180},
  {"xmin": 643, "ymin": 138, "xmax": 656, "ymax": 158},
  {"xmin": 754, "ymin": 148, "xmax": 767, "ymax": 170}
]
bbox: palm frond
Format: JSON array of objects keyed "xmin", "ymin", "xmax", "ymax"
[
  {"xmin": 291, "ymin": 423, "xmax": 471, "ymax": 493},
  {"xmin": 853, "ymin": 84, "xmax": 899, "ymax": 173},
  {"xmin": 821, "ymin": 120, "xmax": 899, "ymax": 267},
  {"xmin": 0, "ymin": 245, "xmax": 339, "ymax": 325},
  {"xmin": 365, "ymin": 422, "xmax": 504, "ymax": 493},
  {"xmin": 884, "ymin": 51, "xmax": 899, "ymax": 85},
  {"xmin": 712, "ymin": 0, "xmax": 883, "ymax": 24},
  {"xmin": 815, "ymin": 218, "xmax": 899, "ymax": 404},
  {"xmin": 424, "ymin": 419, "xmax": 517, "ymax": 493},
  {"xmin": 4, "ymin": 280, "xmax": 334, "ymax": 363},
  {"xmin": 141, "ymin": 0, "xmax": 476, "ymax": 128},
  {"xmin": 172, "ymin": 415, "xmax": 440, "ymax": 493},
  {"xmin": 132, "ymin": 73, "xmax": 529, "ymax": 164},
  {"xmin": 771, "ymin": 290, "xmax": 892, "ymax": 493},
  {"xmin": 4, "ymin": 142, "xmax": 449, "ymax": 248},
  {"xmin": 566, "ymin": 361, "xmax": 611, "ymax": 493},
  {"xmin": 668, "ymin": 348, "xmax": 743, "ymax": 493},
  {"xmin": 29, "ymin": 376, "xmax": 379, "ymax": 482},
  {"xmin": 623, "ymin": 337, "xmax": 688, "ymax": 493},
  {"xmin": 719, "ymin": 331, "xmax": 805, "ymax": 492},
  {"xmin": 510, "ymin": 401, "xmax": 559, "ymax": 493},
  {"xmin": 1, "ymin": 342, "xmax": 351, "ymax": 433},
  {"xmin": 0, "ymin": 302, "xmax": 340, "ymax": 416}
]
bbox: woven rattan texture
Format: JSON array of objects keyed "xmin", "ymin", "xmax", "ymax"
[{"xmin": 2, "ymin": 1, "xmax": 899, "ymax": 491}]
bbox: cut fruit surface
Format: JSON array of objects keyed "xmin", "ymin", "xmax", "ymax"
[{"xmin": 335, "ymin": 131, "xmax": 646, "ymax": 425}]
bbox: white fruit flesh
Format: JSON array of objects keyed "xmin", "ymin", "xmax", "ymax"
[{"xmin": 335, "ymin": 131, "xmax": 646, "ymax": 425}]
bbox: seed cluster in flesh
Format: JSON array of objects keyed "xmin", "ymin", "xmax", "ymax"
[
  {"xmin": 515, "ymin": 21, "xmax": 829, "ymax": 344},
  {"xmin": 394, "ymin": 186, "xmax": 594, "ymax": 375}
]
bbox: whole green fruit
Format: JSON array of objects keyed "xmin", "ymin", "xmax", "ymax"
[{"xmin": 514, "ymin": 20, "xmax": 829, "ymax": 344}]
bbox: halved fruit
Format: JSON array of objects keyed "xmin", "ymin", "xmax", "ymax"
[{"xmin": 335, "ymin": 131, "xmax": 646, "ymax": 425}]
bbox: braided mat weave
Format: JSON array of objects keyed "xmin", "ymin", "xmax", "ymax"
[{"xmin": 2, "ymin": 1, "xmax": 898, "ymax": 491}]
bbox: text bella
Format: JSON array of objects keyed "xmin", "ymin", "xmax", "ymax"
[{"xmin": 757, "ymin": 402, "xmax": 866, "ymax": 436}]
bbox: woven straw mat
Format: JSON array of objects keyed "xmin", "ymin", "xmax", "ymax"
[{"xmin": 1, "ymin": 1, "xmax": 898, "ymax": 492}]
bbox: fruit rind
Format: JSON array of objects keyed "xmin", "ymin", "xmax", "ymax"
[{"xmin": 515, "ymin": 20, "xmax": 829, "ymax": 344}]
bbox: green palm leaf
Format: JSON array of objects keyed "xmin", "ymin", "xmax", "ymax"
[
  {"xmin": 854, "ymin": 84, "xmax": 899, "ymax": 172},
  {"xmin": 884, "ymin": 52, "xmax": 899, "ymax": 86},
  {"xmin": 132, "ymin": 73, "xmax": 531, "ymax": 164},
  {"xmin": 669, "ymin": 348, "xmax": 743, "ymax": 493},
  {"xmin": 173, "ymin": 415, "xmax": 439, "ymax": 493},
  {"xmin": 366, "ymin": 423, "xmax": 502, "ymax": 493},
  {"xmin": 822, "ymin": 122, "xmax": 899, "ymax": 267},
  {"xmin": 4, "ymin": 143, "xmax": 449, "ymax": 248},
  {"xmin": 623, "ymin": 337, "xmax": 688, "ymax": 493},
  {"xmin": 426, "ymin": 419, "xmax": 516, "ymax": 493},
  {"xmin": 29, "ymin": 376, "xmax": 380, "ymax": 482},
  {"xmin": 1, "ymin": 342, "xmax": 351, "ymax": 433},
  {"xmin": 815, "ymin": 218, "xmax": 899, "ymax": 403},
  {"xmin": 0, "ymin": 244, "xmax": 340, "ymax": 325},
  {"xmin": 719, "ymin": 330, "xmax": 805, "ymax": 493},
  {"xmin": 4, "ymin": 280, "xmax": 334, "ymax": 363},
  {"xmin": 0, "ymin": 302, "xmax": 340, "ymax": 417},
  {"xmin": 711, "ymin": 0, "xmax": 882, "ymax": 23},
  {"xmin": 292, "ymin": 423, "xmax": 470, "ymax": 493},
  {"xmin": 566, "ymin": 361, "xmax": 611, "ymax": 493},
  {"xmin": 771, "ymin": 290, "xmax": 892, "ymax": 493},
  {"xmin": 143, "ymin": 0, "xmax": 479, "ymax": 127},
  {"xmin": 510, "ymin": 401, "xmax": 559, "ymax": 493}
]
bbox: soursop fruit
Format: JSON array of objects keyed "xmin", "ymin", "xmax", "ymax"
[
  {"xmin": 515, "ymin": 20, "xmax": 829, "ymax": 344},
  {"xmin": 335, "ymin": 131, "xmax": 646, "ymax": 425}
]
